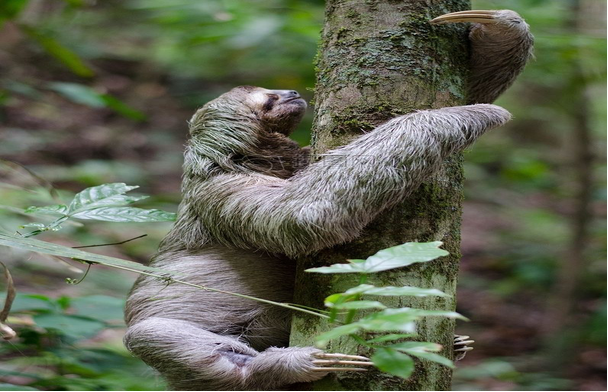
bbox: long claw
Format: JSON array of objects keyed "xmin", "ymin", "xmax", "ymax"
[
  {"xmin": 312, "ymin": 367, "xmax": 369, "ymax": 372},
  {"xmin": 430, "ymin": 10, "xmax": 499, "ymax": 25},
  {"xmin": 455, "ymin": 339, "xmax": 475, "ymax": 346},
  {"xmin": 312, "ymin": 360, "xmax": 375, "ymax": 367},
  {"xmin": 455, "ymin": 347, "xmax": 474, "ymax": 352},
  {"xmin": 313, "ymin": 353, "xmax": 370, "ymax": 361},
  {"xmin": 454, "ymin": 334, "xmax": 474, "ymax": 361}
]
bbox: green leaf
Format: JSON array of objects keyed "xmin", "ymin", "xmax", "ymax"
[
  {"xmin": 366, "ymin": 333, "xmax": 415, "ymax": 343},
  {"xmin": 34, "ymin": 313, "xmax": 105, "ymax": 340},
  {"xmin": 71, "ymin": 295, "xmax": 125, "ymax": 323},
  {"xmin": 344, "ymin": 284, "xmax": 450, "ymax": 298},
  {"xmin": 71, "ymin": 207, "xmax": 176, "ymax": 222},
  {"xmin": 0, "ymin": 233, "xmax": 162, "ymax": 274},
  {"xmin": 21, "ymin": 27, "xmax": 94, "ymax": 77},
  {"xmin": 68, "ymin": 183, "xmax": 138, "ymax": 213},
  {"xmin": 357, "ymin": 309, "xmax": 418, "ymax": 333},
  {"xmin": 10, "ymin": 293, "xmax": 55, "ymax": 312},
  {"xmin": 402, "ymin": 308, "xmax": 467, "ymax": 321},
  {"xmin": 326, "ymin": 300, "xmax": 386, "ymax": 310},
  {"xmin": 306, "ymin": 263, "xmax": 365, "ymax": 274},
  {"xmin": 47, "ymin": 82, "xmax": 105, "ymax": 107},
  {"xmin": 74, "ymin": 195, "xmax": 148, "ymax": 212},
  {"xmin": 358, "ymin": 241, "xmax": 449, "ymax": 273},
  {"xmin": 389, "ymin": 341, "xmax": 442, "ymax": 352},
  {"xmin": 24, "ymin": 204, "xmax": 68, "ymax": 216},
  {"xmin": 19, "ymin": 223, "xmax": 46, "ymax": 229},
  {"xmin": 101, "ymin": 94, "xmax": 146, "ymax": 121},
  {"xmin": 372, "ymin": 348, "xmax": 415, "ymax": 379},
  {"xmin": 323, "ymin": 293, "xmax": 343, "ymax": 305},
  {"xmin": 46, "ymin": 83, "xmax": 146, "ymax": 120},
  {"xmin": 315, "ymin": 323, "xmax": 361, "ymax": 346},
  {"xmin": 0, "ymin": 384, "xmax": 39, "ymax": 391},
  {"xmin": 0, "ymin": 0, "xmax": 29, "ymax": 25},
  {"xmin": 307, "ymin": 241, "xmax": 449, "ymax": 274},
  {"xmin": 389, "ymin": 342, "xmax": 454, "ymax": 369}
]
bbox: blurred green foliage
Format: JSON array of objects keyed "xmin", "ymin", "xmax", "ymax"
[{"xmin": 0, "ymin": 0, "xmax": 605, "ymax": 390}]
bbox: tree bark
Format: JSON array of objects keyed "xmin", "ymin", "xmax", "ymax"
[{"xmin": 290, "ymin": 1, "xmax": 471, "ymax": 390}]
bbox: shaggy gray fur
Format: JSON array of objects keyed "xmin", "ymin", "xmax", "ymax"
[
  {"xmin": 465, "ymin": 10, "xmax": 534, "ymax": 103},
  {"xmin": 124, "ymin": 12, "xmax": 533, "ymax": 391}
]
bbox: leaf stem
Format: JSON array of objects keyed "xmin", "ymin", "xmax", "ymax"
[{"xmin": 73, "ymin": 259, "xmax": 330, "ymax": 319}]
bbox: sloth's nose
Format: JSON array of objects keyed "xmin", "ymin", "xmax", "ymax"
[{"xmin": 278, "ymin": 90, "xmax": 300, "ymax": 100}]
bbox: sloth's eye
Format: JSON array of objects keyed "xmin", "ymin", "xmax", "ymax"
[{"xmin": 263, "ymin": 94, "xmax": 279, "ymax": 111}]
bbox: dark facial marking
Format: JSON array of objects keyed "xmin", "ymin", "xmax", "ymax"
[{"xmin": 263, "ymin": 94, "xmax": 279, "ymax": 112}]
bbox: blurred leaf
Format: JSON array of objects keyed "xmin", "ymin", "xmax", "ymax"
[
  {"xmin": 2, "ymin": 81, "xmax": 42, "ymax": 99},
  {"xmin": 10, "ymin": 293, "xmax": 55, "ymax": 312},
  {"xmin": 455, "ymin": 359, "xmax": 519, "ymax": 380},
  {"xmin": 61, "ymin": 0, "xmax": 85, "ymax": 6},
  {"xmin": 389, "ymin": 341, "xmax": 442, "ymax": 352},
  {"xmin": 72, "ymin": 206, "xmax": 176, "ymax": 222},
  {"xmin": 56, "ymin": 296, "xmax": 71, "ymax": 311},
  {"xmin": 315, "ymin": 323, "xmax": 361, "ymax": 346},
  {"xmin": 366, "ymin": 333, "xmax": 415, "ymax": 343},
  {"xmin": 19, "ymin": 222, "xmax": 46, "ymax": 229},
  {"xmin": 24, "ymin": 204, "xmax": 68, "ymax": 216},
  {"xmin": 371, "ymin": 348, "xmax": 415, "ymax": 379},
  {"xmin": 71, "ymin": 295, "xmax": 125, "ymax": 323},
  {"xmin": 47, "ymin": 82, "xmax": 105, "ymax": 107},
  {"xmin": 0, "ymin": 384, "xmax": 38, "ymax": 391},
  {"xmin": 307, "ymin": 241, "xmax": 448, "ymax": 273},
  {"xmin": 0, "ymin": 233, "xmax": 163, "ymax": 274},
  {"xmin": 46, "ymin": 83, "xmax": 146, "ymax": 120},
  {"xmin": 0, "ymin": 0, "xmax": 29, "ymax": 25},
  {"xmin": 34, "ymin": 313, "xmax": 105, "ymax": 340},
  {"xmin": 21, "ymin": 26, "xmax": 95, "ymax": 77},
  {"xmin": 100, "ymin": 94, "xmax": 147, "ymax": 121},
  {"xmin": 389, "ymin": 342, "xmax": 454, "ymax": 368}
]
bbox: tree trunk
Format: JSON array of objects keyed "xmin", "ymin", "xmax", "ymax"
[{"xmin": 290, "ymin": 1, "xmax": 471, "ymax": 390}]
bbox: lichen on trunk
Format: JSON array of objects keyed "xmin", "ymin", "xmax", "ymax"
[{"xmin": 290, "ymin": 1, "xmax": 471, "ymax": 390}]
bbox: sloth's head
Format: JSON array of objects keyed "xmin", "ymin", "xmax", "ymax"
[
  {"xmin": 193, "ymin": 86, "xmax": 307, "ymax": 137},
  {"xmin": 238, "ymin": 86, "xmax": 307, "ymax": 135},
  {"xmin": 186, "ymin": 86, "xmax": 309, "ymax": 176}
]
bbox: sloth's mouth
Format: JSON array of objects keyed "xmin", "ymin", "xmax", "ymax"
[{"xmin": 283, "ymin": 97, "xmax": 306, "ymax": 104}]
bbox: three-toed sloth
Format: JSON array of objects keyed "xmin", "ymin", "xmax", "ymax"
[{"xmin": 124, "ymin": 9, "xmax": 533, "ymax": 391}]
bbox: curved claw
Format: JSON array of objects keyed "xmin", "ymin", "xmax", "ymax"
[
  {"xmin": 430, "ymin": 10, "xmax": 500, "ymax": 25},
  {"xmin": 313, "ymin": 360, "xmax": 374, "ymax": 366},
  {"xmin": 455, "ymin": 339, "xmax": 475, "ymax": 347},
  {"xmin": 454, "ymin": 334, "xmax": 474, "ymax": 361},
  {"xmin": 311, "ymin": 352, "xmax": 374, "ymax": 372},
  {"xmin": 312, "ymin": 367, "xmax": 369, "ymax": 372},
  {"xmin": 313, "ymin": 353, "xmax": 370, "ymax": 361}
]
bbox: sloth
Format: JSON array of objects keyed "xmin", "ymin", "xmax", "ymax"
[{"xmin": 124, "ymin": 9, "xmax": 533, "ymax": 391}]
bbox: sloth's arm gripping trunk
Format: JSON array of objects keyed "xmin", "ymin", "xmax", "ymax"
[{"xmin": 191, "ymin": 104, "xmax": 509, "ymax": 257}]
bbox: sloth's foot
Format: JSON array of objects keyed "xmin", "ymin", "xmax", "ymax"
[
  {"xmin": 311, "ymin": 352, "xmax": 374, "ymax": 372},
  {"xmin": 454, "ymin": 334, "xmax": 475, "ymax": 361}
]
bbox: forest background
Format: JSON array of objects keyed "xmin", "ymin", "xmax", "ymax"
[{"xmin": 0, "ymin": 0, "xmax": 605, "ymax": 390}]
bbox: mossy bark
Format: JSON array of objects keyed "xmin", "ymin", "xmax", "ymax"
[{"xmin": 290, "ymin": 1, "xmax": 471, "ymax": 390}]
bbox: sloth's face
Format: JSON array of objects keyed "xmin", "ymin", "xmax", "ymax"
[{"xmin": 244, "ymin": 87, "xmax": 307, "ymax": 135}]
